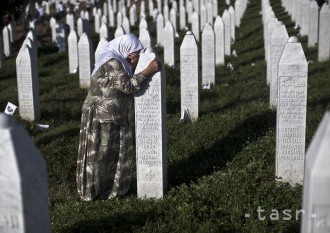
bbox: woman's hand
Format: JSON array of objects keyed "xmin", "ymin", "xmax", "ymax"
[{"xmin": 141, "ymin": 58, "xmax": 162, "ymax": 77}]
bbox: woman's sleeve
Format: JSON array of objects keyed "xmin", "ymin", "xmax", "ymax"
[{"xmin": 107, "ymin": 59, "xmax": 148, "ymax": 94}]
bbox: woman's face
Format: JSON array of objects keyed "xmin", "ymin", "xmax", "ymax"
[{"xmin": 127, "ymin": 51, "xmax": 140, "ymax": 69}]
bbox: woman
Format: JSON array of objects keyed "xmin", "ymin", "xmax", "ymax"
[{"xmin": 76, "ymin": 33, "xmax": 162, "ymax": 201}]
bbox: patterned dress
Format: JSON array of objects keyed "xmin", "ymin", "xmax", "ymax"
[{"xmin": 77, "ymin": 58, "xmax": 148, "ymax": 201}]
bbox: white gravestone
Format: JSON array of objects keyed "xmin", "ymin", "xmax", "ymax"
[
  {"xmin": 212, "ymin": 0, "xmax": 218, "ymax": 17},
  {"xmin": 68, "ymin": 30, "xmax": 78, "ymax": 74},
  {"xmin": 139, "ymin": 17, "xmax": 148, "ymax": 36},
  {"xmin": 214, "ymin": 16, "xmax": 225, "ymax": 65},
  {"xmin": 94, "ymin": 13, "xmax": 101, "ymax": 33},
  {"xmin": 50, "ymin": 17, "xmax": 56, "ymax": 42},
  {"xmin": 191, "ymin": 11, "xmax": 200, "ymax": 42},
  {"xmin": 0, "ymin": 113, "xmax": 51, "ymax": 233},
  {"xmin": 78, "ymin": 33, "xmax": 93, "ymax": 88},
  {"xmin": 269, "ymin": 22, "xmax": 289, "ymax": 108},
  {"xmin": 169, "ymin": 8, "xmax": 177, "ymax": 35},
  {"xmin": 134, "ymin": 48, "xmax": 167, "ymax": 199},
  {"xmin": 115, "ymin": 26, "xmax": 125, "ymax": 38},
  {"xmin": 95, "ymin": 38, "xmax": 108, "ymax": 63},
  {"xmin": 109, "ymin": 8, "xmax": 115, "ymax": 27},
  {"xmin": 117, "ymin": 11, "xmax": 123, "ymax": 27},
  {"xmin": 308, "ymin": 1, "xmax": 319, "ymax": 48},
  {"xmin": 163, "ymin": 21, "xmax": 175, "ymax": 67},
  {"xmin": 200, "ymin": 4, "xmax": 207, "ymax": 30},
  {"xmin": 122, "ymin": 16, "xmax": 130, "ymax": 33},
  {"xmin": 180, "ymin": 31, "xmax": 199, "ymax": 122},
  {"xmin": 7, "ymin": 23, "xmax": 14, "ymax": 42},
  {"xmin": 206, "ymin": 2, "xmax": 213, "ymax": 25},
  {"xmin": 318, "ymin": 4, "xmax": 330, "ymax": 62},
  {"xmin": 291, "ymin": 0, "xmax": 297, "ymax": 22},
  {"xmin": 129, "ymin": 5, "xmax": 136, "ymax": 26},
  {"xmin": 77, "ymin": 17, "xmax": 83, "ymax": 36},
  {"xmin": 66, "ymin": 13, "xmax": 75, "ymax": 31},
  {"xmin": 16, "ymin": 44, "xmax": 40, "ymax": 121},
  {"xmin": 202, "ymin": 23, "xmax": 215, "ymax": 87},
  {"xmin": 179, "ymin": 4, "xmax": 186, "ymax": 30},
  {"xmin": 276, "ymin": 37, "xmax": 308, "ymax": 186},
  {"xmin": 300, "ymin": 0, "xmax": 309, "ymax": 36},
  {"xmin": 228, "ymin": 6, "xmax": 235, "ymax": 41},
  {"xmin": 139, "ymin": 29, "xmax": 151, "ymax": 48},
  {"xmin": 235, "ymin": 0, "xmax": 242, "ymax": 26},
  {"xmin": 296, "ymin": 0, "xmax": 302, "ymax": 27},
  {"xmin": 2, "ymin": 26, "xmax": 11, "ymax": 57},
  {"xmin": 301, "ymin": 111, "xmax": 330, "ymax": 233},
  {"xmin": 187, "ymin": 0, "xmax": 193, "ymax": 23},
  {"xmin": 164, "ymin": 5, "xmax": 169, "ymax": 22},
  {"xmin": 266, "ymin": 17, "xmax": 278, "ymax": 85},
  {"xmin": 156, "ymin": 13, "xmax": 164, "ymax": 46},
  {"xmin": 99, "ymin": 23, "xmax": 109, "ymax": 40},
  {"xmin": 223, "ymin": 10, "xmax": 231, "ymax": 55}
]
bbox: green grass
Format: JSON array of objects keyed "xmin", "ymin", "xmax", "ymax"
[{"xmin": 0, "ymin": 0, "xmax": 329, "ymax": 232}]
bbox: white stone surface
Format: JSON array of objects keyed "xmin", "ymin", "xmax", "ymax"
[
  {"xmin": 134, "ymin": 48, "xmax": 167, "ymax": 199},
  {"xmin": 308, "ymin": 1, "xmax": 319, "ymax": 48},
  {"xmin": 163, "ymin": 21, "xmax": 175, "ymax": 67},
  {"xmin": 179, "ymin": 4, "xmax": 186, "ymax": 30},
  {"xmin": 77, "ymin": 17, "xmax": 83, "ymax": 36},
  {"xmin": 117, "ymin": 11, "xmax": 123, "ymax": 27},
  {"xmin": 94, "ymin": 13, "xmax": 101, "ymax": 33},
  {"xmin": 214, "ymin": 16, "xmax": 225, "ymax": 65},
  {"xmin": 163, "ymin": 5, "xmax": 169, "ymax": 22},
  {"xmin": 122, "ymin": 16, "xmax": 130, "ymax": 33},
  {"xmin": 50, "ymin": 17, "xmax": 56, "ymax": 42},
  {"xmin": 139, "ymin": 17, "xmax": 148, "ymax": 36},
  {"xmin": 2, "ymin": 26, "xmax": 11, "ymax": 57},
  {"xmin": 301, "ymin": 111, "xmax": 330, "ymax": 233},
  {"xmin": 296, "ymin": 0, "xmax": 302, "ymax": 26},
  {"xmin": 180, "ymin": 31, "xmax": 199, "ymax": 122},
  {"xmin": 318, "ymin": 4, "xmax": 330, "ymax": 62},
  {"xmin": 0, "ymin": 113, "xmax": 51, "ymax": 233},
  {"xmin": 200, "ymin": 4, "xmax": 207, "ymax": 30},
  {"xmin": 95, "ymin": 38, "xmax": 108, "ymax": 64},
  {"xmin": 68, "ymin": 30, "xmax": 78, "ymax": 74},
  {"xmin": 191, "ymin": 11, "xmax": 200, "ymax": 41},
  {"xmin": 114, "ymin": 26, "xmax": 125, "ymax": 37},
  {"xmin": 300, "ymin": 0, "xmax": 309, "ymax": 36},
  {"xmin": 156, "ymin": 13, "xmax": 164, "ymax": 45},
  {"xmin": 139, "ymin": 29, "xmax": 151, "ymax": 48},
  {"xmin": 228, "ymin": 6, "xmax": 235, "ymax": 41},
  {"xmin": 266, "ymin": 17, "xmax": 278, "ymax": 85},
  {"xmin": 170, "ymin": 8, "xmax": 177, "ymax": 34},
  {"xmin": 269, "ymin": 22, "xmax": 288, "ymax": 108},
  {"xmin": 276, "ymin": 37, "xmax": 308, "ymax": 186},
  {"xmin": 99, "ymin": 23, "xmax": 108, "ymax": 40},
  {"xmin": 187, "ymin": 0, "xmax": 193, "ymax": 23},
  {"xmin": 206, "ymin": 2, "xmax": 213, "ymax": 25},
  {"xmin": 235, "ymin": 0, "xmax": 242, "ymax": 26},
  {"xmin": 202, "ymin": 23, "xmax": 215, "ymax": 87},
  {"xmin": 108, "ymin": 8, "xmax": 115, "ymax": 27},
  {"xmin": 78, "ymin": 33, "xmax": 93, "ymax": 88},
  {"xmin": 16, "ymin": 43, "xmax": 40, "ymax": 121},
  {"xmin": 222, "ymin": 9, "xmax": 231, "ymax": 55}
]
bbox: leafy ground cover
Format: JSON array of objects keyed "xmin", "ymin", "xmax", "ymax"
[{"xmin": 0, "ymin": 0, "xmax": 329, "ymax": 232}]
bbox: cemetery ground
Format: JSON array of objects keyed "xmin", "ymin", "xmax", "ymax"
[{"xmin": 1, "ymin": 0, "xmax": 330, "ymax": 232}]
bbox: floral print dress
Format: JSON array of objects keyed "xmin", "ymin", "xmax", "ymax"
[{"xmin": 77, "ymin": 58, "xmax": 148, "ymax": 201}]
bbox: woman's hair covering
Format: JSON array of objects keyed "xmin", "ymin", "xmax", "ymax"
[{"xmin": 92, "ymin": 33, "xmax": 144, "ymax": 77}]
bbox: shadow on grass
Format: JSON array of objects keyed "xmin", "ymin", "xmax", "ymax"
[
  {"xmin": 168, "ymin": 110, "xmax": 276, "ymax": 187},
  {"xmin": 59, "ymin": 211, "xmax": 155, "ymax": 233}
]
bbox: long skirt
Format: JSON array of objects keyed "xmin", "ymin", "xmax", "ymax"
[{"xmin": 76, "ymin": 104, "xmax": 133, "ymax": 201}]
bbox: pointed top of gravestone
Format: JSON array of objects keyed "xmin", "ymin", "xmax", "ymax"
[
  {"xmin": 186, "ymin": 31, "xmax": 193, "ymax": 35},
  {"xmin": 272, "ymin": 23, "xmax": 289, "ymax": 39},
  {"xmin": 320, "ymin": 3, "xmax": 329, "ymax": 13},
  {"xmin": 144, "ymin": 47, "xmax": 154, "ymax": 53},
  {"xmin": 277, "ymin": 21, "xmax": 283, "ymax": 26},
  {"xmin": 0, "ymin": 113, "xmax": 15, "ymax": 128},
  {"xmin": 288, "ymin": 36, "xmax": 299, "ymax": 43},
  {"xmin": 310, "ymin": 0, "xmax": 319, "ymax": 8}
]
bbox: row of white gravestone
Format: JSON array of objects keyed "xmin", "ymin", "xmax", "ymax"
[
  {"xmin": 262, "ymin": 0, "xmax": 308, "ymax": 187},
  {"xmin": 282, "ymin": 0, "xmax": 330, "ymax": 62},
  {"xmin": 2, "ymin": 24, "xmax": 13, "ymax": 57}
]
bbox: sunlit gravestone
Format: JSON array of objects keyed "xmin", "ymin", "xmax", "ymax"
[
  {"xmin": 276, "ymin": 37, "xmax": 308, "ymax": 186},
  {"xmin": 214, "ymin": 16, "xmax": 225, "ymax": 65},
  {"xmin": 180, "ymin": 31, "xmax": 199, "ymax": 122},
  {"xmin": 308, "ymin": 0, "xmax": 318, "ymax": 48},
  {"xmin": 0, "ymin": 113, "xmax": 51, "ymax": 233},
  {"xmin": 318, "ymin": 3, "xmax": 330, "ymax": 62},
  {"xmin": 134, "ymin": 48, "xmax": 168, "ymax": 198},
  {"xmin": 78, "ymin": 33, "xmax": 93, "ymax": 88},
  {"xmin": 301, "ymin": 111, "xmax": 330, "ymax": 233},
  {"xmin": 16, "ymin": 43, "xmax": 40, "ymax": 121},
  {"xmin": 191, "ymin": 11, "xmax": 200, "ymax": 42},
  {"xmin": 202, "ymin": 23, "xmax": 215, "ymax": 88},
  {"xmin": 222, "ymin": 9, "xmax": 231, "ymax": 55},
  {"xmin": 163, "ymin": 21, "xmax": 175, "ymax": 67},
  {"xmin": 269, "ymin": 22, "xmax": 289, "ymax": 108},
  {"xmin": 94, "ymin": 38, "xmax": 108, "ymax": 64},
  {"xmin": 68, "ymin": 30, "xmax": 78, "ymax": 74}
]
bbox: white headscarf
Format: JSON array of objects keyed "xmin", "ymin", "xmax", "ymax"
[{"xmin": 91, "ymin": 33, "xmax": 144, "ymax": 77}]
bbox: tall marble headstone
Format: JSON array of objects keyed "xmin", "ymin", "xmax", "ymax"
[
  {"xmin": 200, "ymin": 4, "xmax": 207, "ymax": 30},
  {"xmin": 180, "ymin": 31, "xmax": 199, "ymax": 122},
  {"xmin": 206, "ymin": 2, "xmax": 213, "ymax": 25},
  {"xmin": 68, "ymin": 30, "xmax": 78, "ymax": 74},
  {"xmin": 214, "ymin": 16, "xmax": 225, "ymax": 65},
  {"xmin": 16, "ymin": 44, "xmax": 40, "ymax": 121},
  {"xmin": 223, "ymin": 10, "xmax": 231, "ymax": 55},
  {"xmin": 266, "ymin": 17, "xmax": 278, "ymax": 85},
  {"xmin": 308, "ymin": 1, "xmax": 319, "ymax": 48},
  {"xmin": 50, "ymin": 17, "xmax": 57, "ymax": 42},
  {"xmin": 202, "ymin": 23, "xmax": 215, "ymax": 87},
  {"xmin": 78, "ymin": 33, "xmax": 93, "ymax": 88},
  {"xmin": 99, "ymin": 23, "xmax": 109, "ymax": 40},
  {"xmin": 122, "ymin": 16, "xmax": 130, "ymax": 33},
  {"xmin": 66, "ymin": 13, "xmax": 75, "ymax": 31},
  {"xmin": 269, "ymin": 22, "xmax": 289, "ymax": 108},
  {"xmin": 2, "ymin": 26, "xmax": 11, "ymax": 57},
  {"xmin": 169, "ymin": 8, "xmax": 177, "ymax": 34},
  {"xmin": 94, "ymin": 38, "xmax": 108, "ymax": 65},
  {"xmin": 139, "ymin": 17, "xmax": 148, "ymax": 36},
  {"xmin": 179, "ymin": 4, "xmax": 186, "ymax": 30},
  {"xmin": 276, "ymin": 37, "xmax": 308, "ymax": 186},
  {"xmin": 134, "ymin": 48, "xmax": 167, "ymax": 199},
  {"xmin": 301, "ymin": 111, "xmax": 330, "ymax": 233},
  {"xmin": 0, "ymin": 113, "xmax": 51, "ymax": 233},
  {"xmin": 77, "ymin": 17, "xmax": 84, "ymax": 36},
  {"xmin": 163, "ymin": 21, "xmax": 175, "ymax": 67},
  {"xmin": 156, "ymin": 13, "xmax": 164, "ymax": 46},
  {"xmin": 94, "ymin": 13, "xmax": 101, "ymax": 33},
  {"xmin": 300, "ymin": 0, "xmax": 309, "ymax": 36},
  {"xmin": 228, "ymin": 6, "xmax": 235, "ymax": 41},
  {"xmin": 114, "ymin": 26, "xmax": 125, "ymax": 37},
  {"xmin": 318, "ymin": 4, "xmax": 330, "ymax": 62}
]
